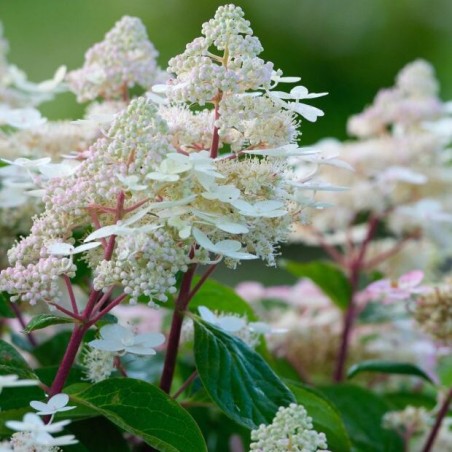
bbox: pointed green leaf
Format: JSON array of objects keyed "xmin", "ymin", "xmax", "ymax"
[
  {"xmin": 347, "ymin": 360, "xmax": 434, "ymax": 384},
  {"xmin": 194, "ymin": 320, "xmax": 295, "ymax": 429},
  {"xmin": 0, "ymin": 292, "xmax": 15, "ymax": 318},
  {"xmin": 23, "ymin": 313, "xmax": 75, "ymax": 333},
  {"xmin": 289, "ymin": 383, "xmax": 352, "ymax": 451},
  {"xmin": 282, "ymin": 260, "xmax": 351, "ymax": 310},
  {"xmin": 0, "ymin": 339, "xmax": 36, "ymax": 379},
  {"xmin": 70, "ymin": 378, "xmax": 207, "ymax": 452},
  {"xmin": 320, "ymin": 384, "xmax": 403, "ymax": 452}
]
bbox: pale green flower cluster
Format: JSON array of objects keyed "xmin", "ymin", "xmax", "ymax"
[
  {"xmin": 67, "ymin": 16, "xmax": 164, "ymax": 102},
  {"xmin": 250, "ymin": 403, "xmax": 329, "ymax": 451}
]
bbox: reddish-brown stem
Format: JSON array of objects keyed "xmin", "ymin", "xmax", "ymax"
[
  {"xmin": 86, "ymin": 293, "xmax": 127, "ymax": 327},
  {"xmin": 10, "ymin": 302, "xmax": 37, "ymax": 347},
  {"xmin": 333, "ymin": 217, "xmax": 379, "ymax": 382},
  {"xmin": 123, "ymin": 197, "xmax": 150, "ymax": 214},
  {"xmin": 63, "ymin": 275, "xmax": 79, "ymax": 314},
  {"xmin": 172, "ymin": 370, "xmax": 198, "ymax": 400},
  {"xmin": 48, "ymin": 192, "xmax": 126, "ymax": 398},
  {"xmin": 209, "ymin": 93, "xmax": 222, "ymax": 159},
  {"xmin": 48, "ymin": 303, "xmax": 84, "ymax": 321},
  {"xmin": 114, "ymin": 356, "xmax": 128, "ymax": 377},
  {"xmin": 160, "ymin": 263, "xmax": 197, "ymax": 394},
  {"xmin": 188, "ymin": 264, "xmax": 217, "ymax": 301},
  {"xmin": 421, "ymin": 387, "xmax": 452, "ymax": 452},
  {"xmin": 91, "ymin": 286, "xmax": 115, "ymax": 316},
  {"xmin": 48, "ymin": 325, "xmax": 87, "ymax": 396}
]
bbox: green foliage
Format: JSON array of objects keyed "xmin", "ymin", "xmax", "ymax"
[
  {"xmin": 32, "ymin": 331, "xmax": 73, "ymax": 366},
  {"xmin": 193, "ymin": 319, "xmax": 295, "ymax": 429},
  {"xmin": 23, "ymin": 313, "xmax": 75, "ymax": 333},
  {"xmin": 66, "ymin": 417, "xmax": 130, "ymax": 451},
  {"xmin": 289, "ymin": 383, "xmax": 352, "ymax": 451},
  {"xmin": 320, "ymin": 384, "xmax": 404, "ymax": 452},
  {"xmin": 0, "ymin": 339, "xmax": 36, "ymax": 379},
  {"xmin": 347, "ymin": 360, "xmax": 434, "ymax": 384},
  {"xmin": 0, "ymin": 292, "xmax": 15, "ymax": 318},
  {"xmin": 282, "ymin": 260, "xmax": 351, "ymax": 309},
  {"xmin": 189, "ymin": 278, "xmax": 257, "ymax": 320},
  {"xmin": 70, "ymin": 378, "xmax": 207, "ymax": 452}
]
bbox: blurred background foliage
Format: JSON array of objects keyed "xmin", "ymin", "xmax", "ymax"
[{"xmin": 1, "ymin": 0, "xmax": 451, "ymax": 284}]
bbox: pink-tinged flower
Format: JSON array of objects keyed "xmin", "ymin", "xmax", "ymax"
[{"xmin": 365, "ymin": 270, "xmax": 426, "ymax": 303}]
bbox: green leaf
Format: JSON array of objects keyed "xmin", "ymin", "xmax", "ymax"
[
  {"xmin": 189, "ymin": 278, "xmax": 257, "ymax": 320},
  {"xmin": 70, "ymin": 378, "xmax": 207, "ymax": 452},
  {"xmin": 66, "ymin": 417, "xmax": 130, "ymax": 452},
  {"xmin": 0, "ymin": 339, "xmax": 36, "ymax": 379},
  {"xmin": 437, "ymin": 355, "xmax": 452, "ymax": 387},
  {"xmin": 347, "ymin": 360, "xmax": 434, "ymax": 384},
  {"xmin": 288, "ymin": 383, "xmax": 352, "ymax": 451},
  {"xmin": 23, "ymin": 313, "xmax": 75, "ymax": 333},
  {"xmin": 282, "ymin": 260, "xmax": 351, "ymax": 310},
  {"xmin": 320, "ymin": 384, "xmax": 403, "ymax": 452},
  {"xmin": 32, "ymin": 331, "xmax": 72, "ymax": 366},
  {"xmin": 194, "ymin": 319, "xmax": 295, "ymax": 429},
  {"xmin": 0, "ymin": 292, "xmax": 15, "ymax": 318}
]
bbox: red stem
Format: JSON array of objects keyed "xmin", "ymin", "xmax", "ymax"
[
  {"xmin": 421, "ymin": 387, "xmax": 452, "ymax": 452},
  {"xmin": 209, "ymin": 94, "xmax": 222, "ymax": 159},
  {"xmin": 188, "ymin": 264, "xmax": 217, "ymax": 301},
  {"xmin": 160, "ymin": 263, "xmax": 197, "ymax": 393},
  {"xmin": 333, "ymin": 217, "xmax": 379, "ymax": 382},
  {"xmin": 63, "ymin": 274, "xmax": 79, "ymax": 314}
]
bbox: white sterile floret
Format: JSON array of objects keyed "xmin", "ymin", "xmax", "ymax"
[
  {"xmin": 0, "ymin": 106, "xmax": 47, "ymax": 129},
  {"xmin": 250, "ymin": 403, "xmax": 329, "ymax": 451},
  {"xmin": 6, "ymin": 413, "xmax": 66, "ymax": 434},
  {"xmin": 198, "ymin": 306, "xmax": 246, "ymax": 332},
  {"xmin": 0, "ymin": 375, "xmax": 38, "ymax": 395},
  {"xmin": 30, "ymin": 393, "xmax": 75, "ymax": 416},
  {"xmin": 47, "ymin": 242, "xmax": 101, "ymax": 256},
  {"xmin": 201, "ymin": 183, "xmax": 241, "ymax": 203},
  {"xmin": 231, "ymin": 200, "xmax": 287, "ymax": 218},
  {"xmin": 88, "ymin": 323, "xmax": 165, "ymax": 356},
  {"xmin": 117, "ymin": 174, "xmax": 147, "ymax": 191},
  {"xmin": 193, "ymin": 227, "xmax": 257, "ymax": 261}
]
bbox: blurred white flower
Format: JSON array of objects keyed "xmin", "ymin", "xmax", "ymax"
[
  {"xmin": 0, "ymin": 107, "xmax": 46, "ymax": 129},
  {"xmin": 0, "ymin": 375, "xmax": 38, "ymax": 395}
]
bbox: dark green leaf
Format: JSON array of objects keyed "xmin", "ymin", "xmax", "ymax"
[
  {"xmin": 0, "ymin": 339, "xmax": 36, "ymax": 378},
  {"xmin": 23, "ymin": 313, "xmax": 75, "ymax": 333},
  {"xmin": 320, "ymin": 384, "xmax": 403, "ymax": 452},
  {"xmin": 347, "ymin": 360, "xmax": 434, "ymax": 384},
  {"xmin": 289, "ymin": 383, "xmax": 351, "ymax": 451},
  {"xmin": 66, "ymin": 417, "xmax": 130, "ymax": 452},
  {"xmin": 194, "ymin": 320, "xmax": 295, "ymax": 429},
  {"xmin": 95, "ymin": 313, "xmax": 118, "ymax": 328},
  {"xmin": 382, "ymin": 391, "xmax": 437, "ymax": 411},
  {"xmin": 32, "ymin": 331, "xmax": 72, "ymax": 366},
  {"xmin": 70, "ymin": 378, "xmax": 206, "ymax": 452},
  {"xmin": 282, "ymin": 260, "xmax": 351, "ymax": 310},
  {"xmin": 0, "ymin": 292, "xmax": 15, "ymax": 318},
  {"xmin": 189, "ymin": 278, "xmax": 257, "ymax": 320}
]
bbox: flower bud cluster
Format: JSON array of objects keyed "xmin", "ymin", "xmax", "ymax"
[
  {"xmin": 414, "ymin": 282, "xmax": 452, "ymax": 342},
  {"xmin": 94, "ymin": 230, "xmax": 190, "ymax": 304},
  {"xmin": 382, "ymin": 406, "xmax": 431, "ymax": 436},
  {"xmin": 166, "ymin": 5, "xmax": 273, "ymax": 105},
  {"xmin": 250, "ymin": 403, "xmax": 329, "ymax": 451},
  {"xmin": 67, "ymin": 16, "xmax": 163, "ymax": 102},
  {"xmin": 0, "ymin": 256, "xmax": 75, "ymax": 305}
]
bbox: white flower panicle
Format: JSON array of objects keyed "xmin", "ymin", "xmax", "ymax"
[
  {"xmin": 1, "ymin": 5, "xmax": 327, "ymax": 308},
  {"xmin": 250, "ymin": 403, "xmax": 329, "ymax": 451},
  {"xmin": 67, "ymin": 16, "xmax": 163, "ymax": 102},
  {"xmin": 291, "ymin": 59, "xmax": 452, "ymax": 258}
]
